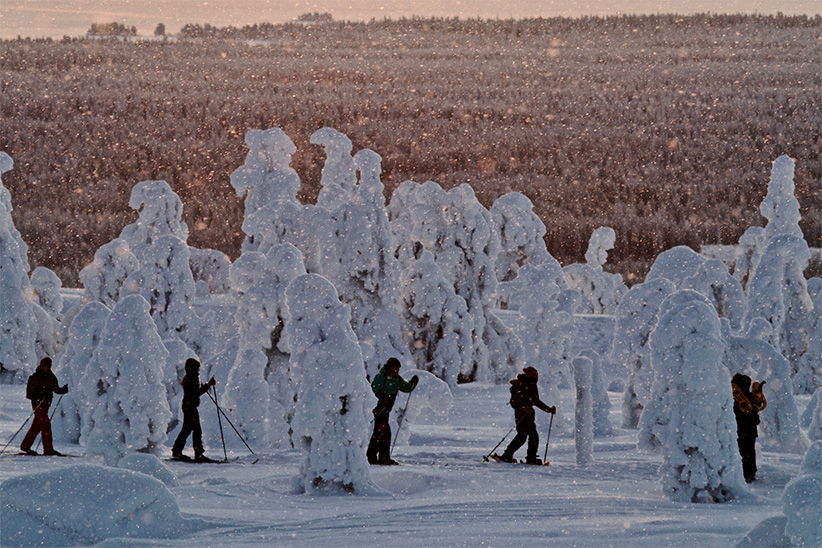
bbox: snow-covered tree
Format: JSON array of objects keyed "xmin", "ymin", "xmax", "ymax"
[
  {"xmin": 745, "ymin": 235, "xmax": 813, "ymax": 392},
  {"xmin": 286, "ymin": 274, "xmax": 376, "ymax": 493},
  {"xmin": 639, "ymin": 290, "xmax": 746, "ymax": 503},
  {"xmin": 52, "ymin": 301, "xmax": 111, "ymax": 443},
  {"xmin": 490, "ymin": 191, "xmax": 557, "ymax": 283},
  {"xmin": 398, "ymin": 251, "xmax": 473, "ymax": 386},
  {"xmin": 189, "ymin": 247, "xmax": 232, "ymax": 296},
  {"xmin": 389, "ymin": 181, "xmax": 519, "ymax": 382},
  {"xmin": 795, "ymin": 277, "xmax": 821, "ymax": 395},
  {"xmin": 781, "ymin": 443, "xmax": 822, "ymax": 547},
  {"xmin": 79, "ymin": 238, "xmax": 140, "ymax": 308},
  {"xmin": 508, "ymin": 263, "xmax": 577, "ymax": 392},
  {"xmin": 609, "ymin": 278, "xmax": 676, "ymax": 428},
  {"xmin": 223, "ymin": 244, "xmax": 307, "ymax": 448},
  {"xmin": 311, "ymin": 127, "xmax": 358, "ymax": 205},
  {"xmin": 682, "ymin": 258, "xmax": 747, "ymax": 332},
  {"xmin": 231, "ymin": 128, "xmax": 303, "ymax": 254},
  {"xmin": 645, "ymin": 245, "xmax": 707, "ymax": 289},
  {"xmin": 733, "ymin": 227, "xmax": 768, "ymax": 291},
  {"xmin": 563, "ymin": 227, "xmax": 627, "ymax": 314},
  {"xmin": 761, "ymin": 155, "xmax": 803, "ymax": 240},
  {"xmin": 806, "ymin": 390, "xmax": 822, "ymax": 442},
  {"xmin": 81, "ymin": 295, "xmax": 171, "ymax": 466},
  {"xmin": 0, "ymin": 152, "xmax": 37, "ymax": 380},
  {"xmin": 131, "ymin": 234, "xmax": 215, "ymax": 360},
  {"xmin": 316, "ymin": 145, "xmax": 410, "ymax": 379},
  {"xmin": 119, "ymin": 180, "xmax": 189, "ymax": 260},
  {"xmin": 722, "ymin": 318, "xmax": 807, "ymax": 454},
  {"xmin": 389, "ymin": 369, "xmax": 453, "ymax": 448}
]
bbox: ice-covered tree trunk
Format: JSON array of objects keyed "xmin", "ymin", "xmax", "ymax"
[
  {"xmin": 639, "ymin": 291, "xmax": 746, "ymax": 503},
  {"xmin": 0, "ymin": 152, "xmax": 37, "ymax": 380},
  {"xmin": 573, "ymin": 356, "xmax": 594, "ymax": 466},
  {"xmin": 286, "ymin": 274, "xmax": 376, "ymax": 494},
  {"xmin": 563, "ymin": 227, "xmax": 627, "ymax": 314},
  {"xmin": 610, "ymin": 278, "xmax": 676, "ymax": 428},
  {"xmin": 398, "ymin": 251, "xmax": 473, "ymax": 387},
  {"xmin": 52, "ymin": 302, "xmax": 111, "ymax": 443},
  {"xmin": 81, "ymin": 295, "xmax": 171, "ymax": 466},
  {"xmin": 578, "ymin": 349, "xmax": 614, "ymax": 437}
]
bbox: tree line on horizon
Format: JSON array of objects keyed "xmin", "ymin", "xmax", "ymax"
[{"xmin": 0, "ymin": 13, "xmax": 819, "ymax": 286}]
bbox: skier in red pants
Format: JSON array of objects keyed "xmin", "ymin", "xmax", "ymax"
[{"xmin": 20, "ymin": 357, "xmax": 68, "ymax": 456}]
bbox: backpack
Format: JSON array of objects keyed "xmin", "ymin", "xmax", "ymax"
[{"xmin": 509, "ymin": 377, "xmax": 527, "ymax": 408}]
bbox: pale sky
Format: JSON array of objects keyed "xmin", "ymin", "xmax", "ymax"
[{"xmin": 1, "ymin": 0, "xmax": 819, "ymax": 38}]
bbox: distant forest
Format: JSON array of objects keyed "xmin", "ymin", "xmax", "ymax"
[{"xmin": 1, "ymin": 14, "xmax": 820, "ymax": 286}]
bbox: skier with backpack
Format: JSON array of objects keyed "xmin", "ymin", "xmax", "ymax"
[
  {"xmin": 493, "ymin": 366, "xmax": 556, "ymax": 465},
  {"xmin": 19, "ymin": 357, "xmax": 68, "ymax": 456},
  {"xmin": 731, "ymin": 373, "xmax": 767, "ymax": 483}
]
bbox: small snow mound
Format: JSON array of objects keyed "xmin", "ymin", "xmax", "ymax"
[
  {"xmin": 0, "ymin": 464, "xmax": 209, "ymax": 547},
  {"xmin": 118, "ymin": 452, "xmax": 178, "ymax": 486}
]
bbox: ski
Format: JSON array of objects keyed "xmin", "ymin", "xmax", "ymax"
[
  {"xmin": 166, "ymin": 455, "xmax": 249, "ymax": 464},
  {"xmin": 2, "ymin": 451, "xmax": 79, "ymax": 458},
  {"xmin": 484, "ymin": 453, "xmax": 550, "ymax": 466}
]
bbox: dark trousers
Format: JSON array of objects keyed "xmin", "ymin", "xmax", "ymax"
[
  {"xmin": 737, "ymin": 433, "xmax": 757, "ymax": 481},
  {"xmin": 21, "ymin": 406, "xmax": 53, "ymax": 453},
  {"xmin": 173, "ymin": 405, "xmax": 203, "ymax": 456},
  {"xmin": 367, "ymin": 402, "xmax": 393, "ymax": 463},
  {"xmin": 503, "ymin": 408, "xmax": 539, "ymax": 460}
]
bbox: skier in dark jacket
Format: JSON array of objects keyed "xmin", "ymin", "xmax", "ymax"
[
  {"xmin": 367, "ymin": 357, "xmax": 418, "ymax": 465},
  {"xmin": 731, "ymin": 373, "xmax": 767, "ymax": 483},
  {"xmin": 20, "ymin": 357, "xmax": 68, "ymax": 456},
  {"xmin": 172, "ymin": 358, "xmax": 216, "ymax": 461},
  {"xmin": 495, "ymin": 366, "xmax": 556, "ymax": 465}
]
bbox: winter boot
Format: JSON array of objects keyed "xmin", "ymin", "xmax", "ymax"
[
  {"xmin": 525, "ymin": 456, "xmax": 543, "ymax": 465},
  {"xmin": 20, "ymin": 446, "xmax": 38, "ymax": 456},
  {"xmin": 493, "ymin": 453, "xmax": 516, "ymax": 463}
]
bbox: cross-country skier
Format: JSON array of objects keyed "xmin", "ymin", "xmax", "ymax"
[
  {"xmin": 20, "ymin": 357, "xmax": 68, "ymax": 456},
  {"xmin": 731, "ymin": 373, "xmax": 766, "ymax": 482},
  {"xmin": 172, "ymin": 358, "xmax": 216, "ymax": 461},
  {"xmin": 367, "ymin": 357, "xmax": 418, "ymax": 465},
  {"xmin": 494, "ymin": 366, "xmax": 556, "ymax": 465}
]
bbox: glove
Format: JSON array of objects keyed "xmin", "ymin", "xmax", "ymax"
[
  {"xmin": 548, "ymin": 406, "xmax": 556, "ymax": 414},
  {"xmin": 61, "ymin": 384, "xmax": 68, "ymax": 393},
  {"xmin": 208, "ymin": 377, "xmax": 217, "ymax": 387},
  {"xmin": 411, "ymin": 375, "xmax": 419, "ymax": 387}
]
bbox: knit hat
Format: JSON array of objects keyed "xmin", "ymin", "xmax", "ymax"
[
  {"xmin": 185, "ymin": 358, "xmax": 201, "ymax": 372},
  {"xmin": 386, "ymin": 357, "xmax": 402, "ymax": 370},
  {"xmin": 523, "ymin": 366, "xmax": 538, "ymax": 379}
]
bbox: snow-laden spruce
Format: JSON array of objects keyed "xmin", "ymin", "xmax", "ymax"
[
  {"xmin": 81, "ymin": 294, "xmax": 171, "ymax": 465},
  {"xmin": 681, "ymin": 258, "xmax": 747, "ymax": 332},
  {"xmin": 286, "ymin": 274, "xmax": 376, "ymax": 494},
  {"xmin": 224, "ymin": 244, "xmax": 306, "ymax": 448},
  {"xmin": 639, "ymin": 290, "xmax": 746, "ymax": 503},
  {"xmin": 795, "ymin": 277, "xmax": 822, "ymax": 396},
  {"xmin": 744, "ymin": 235, "xmax": 814, "ymax": 393},
  {"xmin": 563, "ymin": 227, "xmax": 626, "ymax": 314},
  {"xmin": 52, "ymin": 301, "xmax": 111, "ymax": 443},
  {"xmin": 231, "ymin": 128, "xmax": 303, "ymax": 254},
  {"xmin": 610, "ymin": 278, "xmax": 676, "ymax": 428},
  {"xmin": 0, "ymin": 152, "xmax": 37, "ymax": 380},
  {"xmin": 399, "ymin": 251, "xmax": 473, "ymax": 387},
  {"xmin": 313, "ymin": 138, "xmax": 410, "ymax": 379},
  {"xmin": 490, "ymin": 191, "xmax": 559, "ymax": 285},
  {"xmin": 119, "ymin": 180, "xmax": 189, "ymax": 259},
  {"xmin": 389, "ymin": 180, "xmax": 521, "ymax": 383},
  {"xmin": 79, "ymin": 238, "xmax": 140, "ymax": 308}
]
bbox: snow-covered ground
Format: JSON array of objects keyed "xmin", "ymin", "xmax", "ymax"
[{"xmin": 0, "ymin": 382, "xmax": 808, "ymax": 547}]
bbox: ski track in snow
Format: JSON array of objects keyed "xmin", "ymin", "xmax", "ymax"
[{"xmin": 1, "ymin": 383, "xmax": 806, "ymax": 547}]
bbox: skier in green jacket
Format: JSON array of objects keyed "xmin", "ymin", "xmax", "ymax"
[{"xmin": 367, "ymin": 357, "xmax": 418, "ymax": 465}]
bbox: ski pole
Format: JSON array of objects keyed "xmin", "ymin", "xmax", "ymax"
[
  {"xmin": 484, "ymin": 413, "xmax": 527, "ymax": 462},
  {"xmin": 543, "ymin": 411, "xmax": 555, "ymax": 462},
  {"xmin": 35, "ymin": 394, "xmax": 64, "ymax": 452},
  {"xmin": 390, "ymin": 391, "xmax": 413, "ymax": 457},
  {"xmin": 1, "ymin": 399, "xmax": 44, "ymax": 456},
  {"xmin": 205, "ymin": 390, "xmax": 255, "ymax": 455},
  {"xmin": 213, "ymin": 386, "xmax": 228, "ymax": 462}
]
